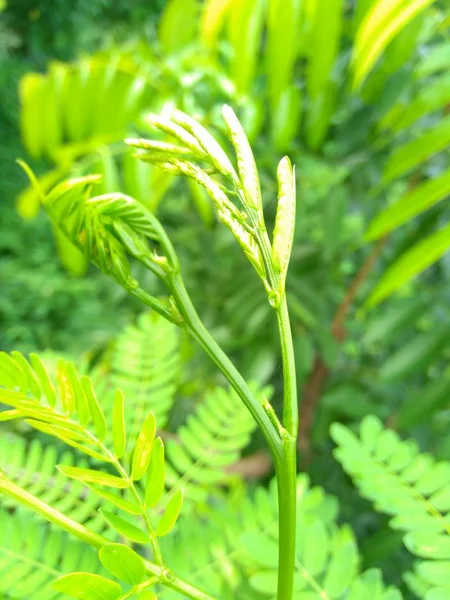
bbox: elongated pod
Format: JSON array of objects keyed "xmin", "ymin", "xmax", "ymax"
[{"xmin": 272, "ymin": 156, "xmax": 296, "ymax": 296}]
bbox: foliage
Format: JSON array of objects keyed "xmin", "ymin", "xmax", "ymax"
[
  {"xmin": 332, "ymin": 416, "xmax": 450, "ymax": 599},
  {"xmin": 2, "ymin": 1, "xmax": 450, "ymax": 599}
]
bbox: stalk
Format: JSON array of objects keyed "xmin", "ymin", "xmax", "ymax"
[
  {"xmin": 172, "ymin": 275, "xmax": 298, "ymax": 600},
  {"xmin": 275, "ymin": 294, "xmax": 298, "ymax": 600},
  {"xmin": 170, "ymin": 274, "xmax": 283, "ymax": 462}
]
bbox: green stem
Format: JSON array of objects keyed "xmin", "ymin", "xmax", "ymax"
[
  {"xmin": 277, "ymin": 294, "xmax": 298, "ymax": 437},
  {"xmin": 111, "ymin": 456, "xmax": 164, "ymax": 566},
  {"xmin": 170, "ymin": 275, "xmax": 283, "ymax": 462},
  {"xmin": 275, "ymin": 294, "xmax": 298, "ymax": 600},
  {"xmin": 0, "ymin": 476, "xmax": 217, "ymax": 600}
]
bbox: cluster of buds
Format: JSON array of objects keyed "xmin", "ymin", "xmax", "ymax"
[{"xmin": 127, "ymin": 104, "xmax": 296, "ymax": 306}]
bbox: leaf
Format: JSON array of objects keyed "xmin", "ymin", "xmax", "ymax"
[
  {"xmin": 0, "ymin": 352, "xmax": 27, "ymax": 390},
  {"xmin": 99, "ymin": 544, "xmax": 145, "ymax": 585},
  {"xmin": 266, "ymin": 0, "xmax": 303, "ymax": 108},
  {"xmin": 145, "ymin": 437, "xmax": 165, "ymax": 509},
  {"xmin": 270, "ymin": 85, "xmax": 302, "ymax": 152},
  {"xmin": 67, "ymin": 362, "xmax": 90, "ymax": 426},
  {"xmin": 99, "ymin": 510, "xmax": 151, "ymax": 544},
  {"xmin": 57, "ymin": 466, "xmax": 130, "ymax": 489},
  {"xmin": 272, "ymin": 157, "xmax": 296, "ymax": 295},
  {"xmin": 379, "ymin": 324, "xmax": 450, "ymax": 382},
  {"xmin": 131, "ymin": 412, "xmax": 156, "ymax": 481},
  {"xmin": 137, "ymin": 592, "xmax": 157, "ymax": 600},
  {"xmin": 56, "ymin": 360, "xmax": 76, "ymax": 415},
  {"xmin": 84, "ymin": 483, "xmax": 142, "ymax": 515},
  {"xmin": 53, "ymin": 573, "xmax": 122, "ymax": 600},
  {"xmin": 397, "ymin": 378, "xmax": 450, "ymax": 429},
  {"xmin": 305, "ymin": 0, "xmax": 344, "ymax": 147},
  {"xmin": 382, "ymin": 116, "xmax": 450, "ymax": 183},
  {"xmin": 380, "ymin": 73, "xmax": 450, "ymax": 134},
  {"xmin": 158, "ymin": 0, "xmax": 199, "ymax": 54},
  {"xmin": 19, "ymin": 73, "xmax": 46, "ymax": 159},
  {"xmin": 227, "ymin": 0, "xmax": 266, "ymax": 94},
  {"xmin": 10, "ymin": 351, "xmax": 41, "ymax": 397},
  {"xmin": 16, "ymin": 169, "xmax": 63, "ymax": 220},
  {"xmin": 112, "ymin": 389, "xmax": 127, "ymax": 459},
  {"xmin": 81, "ymin": 376, "xmax": 107, "ymax": 441},
  {"xmin": 29, "ymin": 353, "xmax": 57, "ymax": 407},
  {"xmin": 201, "ymin": 0, "xmax": 234, "ymax": 49},
  {"xmin": 366, "ymin": 169, "xmax": 450, "ymax": 240},
  {"xmin": 365, "ymin": 222, "xmax": 450, "ymax": 308},
  {"xmin": 156, "ymin": 490, "xmax": 183, "ymax": 537},
  {"xmin": 415, "ymin": 41, "xmax": 450, "ymax": 79},
  {"xmin": 363, "ymin": 296, "xmax": 427, "ymax": 345},
  {"xmin": 352, "ymin": 0, "xmax": 436, "ymax": 89}
]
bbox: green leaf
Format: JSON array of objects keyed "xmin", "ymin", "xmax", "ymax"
[
  {"xmin": 10, "ymin": 351, "xmax": 41, "ymax": 397},
  {"xmin": 81, "ymin": 376, "xmax": 107, "ymax": 441},
  {"xmin": 352, "ymin": 0, "xmax": 436, "ymax": 89},
  {"xmin": 366, "ymin": 169, "xmax": 450, "ymax": 240},
  {"xmin": 363, "ymin": 296, "xmax": 427, "ymax": 345},
  {"xmin": 201, "ymin": 0, "xmax": 234, "ymax": 49},
  {"xmin": 99, "ymin": 510, "xmax": 151, "ymax": 544},
  {"xmin": 397, "ymin": 378, "xmax": 450, "ymax": 429},
  {"xmin": 305, "ymin": 0, "xmax": 344, "ymax": 147},
  {"xmin": 137, "ymin": 592, "xmax": 157, "ymax": 600},
  {"xmin": 53, "ymin": 573, "xmax": 122, "ymax": 600},
  {"xmin": 67, "ymin": 362, "xmax": 90, "ymax": 426},
  {"xmin": 405, "ymin": 532, "xmax": 450, "ymax": 559},
  {"xmin": 227, "ymin": 0, "xmax": 265, "ymax": 94},
  {"xmin": 270, "ymin": 85, "xmax": 302, "ymax": 152},
  {"xmin": 84, "ymin": 483, "xmax": 142, "ymax": 515},
  {"xmin": 19, "ymin": 73, "xmax": 46, "ymax": 159},
  {"xmin": 365, "ymin": 222, "xmax": 450, "ymax": 308},
  {"xmin": 29, "ymin": 353, "xmax": 57, "ymax": 407},
  {"xmin": 99, "ymin": 544, "xmax": 145, "ymax": 585},
  {"xmin": 428, "ymin": 588, "xmax": 450, "ymax": 600},
  {"xmin": 266, "ymin": 0, "xmax": 302, "ymax": 108},
  {"xmin": 112, "ymin": 389, "xmax": 127, "ymax": 459},
  {"xmin": 0, "ymin": 352, "xmax": 27, "ymax": 391},
  {"xmin": 145, "ymin": 437, "xmax": 165, "ymax": 509},
  {"xmin": 249, "ymin": 571, "xmax": 278, "ymax": 594},
  {"xmin": 417, "ymin": 561, "xmax": 450, "ymax": 586},
  {"xmin": 16, "ymin": 168, "xmax": 63, "ymax": 220},
  {"xmin": 382, "ymin": 116, "xmax": 450, "ymax": 183},
  {"xmin": 158, "ymin": 0, "xmax": 198, "ymax": 54},
  {"xmin": 379, "ymin": 324, "xmax": 450, "ymax": 382},
  {"xmin": 380, "ymin": 73, "xmax": 450, "ymax": 134},
  {"xmin": 415, "ymin": 41, "xmax": 450, "ymax": 79},
  {"xmin": 56, "ymin": 360, "xmax": 76, "ymax": 415},
  {"xmin": 156, "ymin": 490, "xmax": 183, "ymax": 537},
  {"xmin": 57, "ymin": 466, "xmax": 129, "ymax": 489},
  {"xmin": 131, "ymin": 412, "xmax": 156, "ymax": 481}
]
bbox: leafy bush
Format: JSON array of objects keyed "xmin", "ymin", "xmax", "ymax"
[{"xmin": 1, "ymin": 1, "xmax": 450, "ymax": 599}]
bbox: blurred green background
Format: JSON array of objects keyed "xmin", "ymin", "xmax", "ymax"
[{"xmin": 1, "ymin": 0, "xmax": 450, "ymax": 596}]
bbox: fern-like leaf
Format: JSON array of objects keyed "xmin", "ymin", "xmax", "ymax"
[
  {"xmin": 332, "ymin": 415, "xmax": 450, "ymax": 598},
  {"xmin": 0, "ymin": 350, "xmax": 183, "ymax": 561},
  {"xmin": 0, "ymin": 512, "xmax": 102, "ymax": 599},
  {"xmin": 0, "ymin": 434, "xmax": 106, "ymax": 533},
  {"xmin": 164, "ymin": 385, "xmax": 262, "ymax": 506},
  {"xmin": 96, "ymin": 311, "xmax": 181, "ymax": 437}
]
